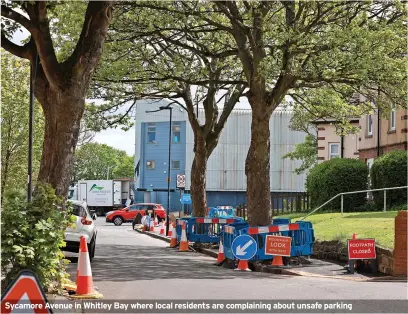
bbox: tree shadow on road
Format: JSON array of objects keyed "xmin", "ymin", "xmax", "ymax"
[{"xmin": 66, "ymin": 245, "xmax": 287, "ymax": 282}]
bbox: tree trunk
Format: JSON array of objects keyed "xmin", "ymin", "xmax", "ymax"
[
  {"xmin": 191, "ymin": 135, "xmax": 208, "ymax": 217},
  {"xmin": 1, "ymin": 149, "xmax": 11, "ymax": 202},
  {"xmin": 37, "ymin": 89, "xmax": 84, "ymax": 197},
  {"xmin": 245, "ymin": 104, "xmax": 272, "ymax": 226}
]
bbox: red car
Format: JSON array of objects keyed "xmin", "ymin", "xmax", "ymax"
[{"xmin": 105, "ymin": 203, "xmax": 166, "ymax": 226}]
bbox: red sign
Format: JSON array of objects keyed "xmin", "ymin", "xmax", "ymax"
[
  {"xmin": 347, "ymin": 238, "xmax": 376, "ymax": 260},
  {"xmin": 1, "ymin": 270, "xmax": 51, "ymax": 314},
  {"xmin": 265, "ymin": 235, "xmax": 292, "ymax": 257}
]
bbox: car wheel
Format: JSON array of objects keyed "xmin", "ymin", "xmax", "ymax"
[
  {"xmin": 113, "ymin": 216, "xmax": 123, "ymax": 226},
  {"xmin": 89, "ymin": 237, "xmax": 96, "ymax": 262},
  {"xmin": 97, "ymin": 208, "xmax": 105, "ymax": 216}
]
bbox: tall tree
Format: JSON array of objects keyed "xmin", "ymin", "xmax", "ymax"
[
  {"xmin": 196, "ymin": 1, "xmax": 406, "ymax": 225},
  {"xmin": 91, "ymin": 2, "xmax": 245, "ymax": 216},
  {"xmin": 72, "ymin": 143, "xmax": 133, "ymax": 182},
  {"xmin": 1, "ymin": 1, "xmax": 115, "ymax": 197},
  {"xmin": 1, "ymin": 51, "xmax": 44, "ymax": 198}
]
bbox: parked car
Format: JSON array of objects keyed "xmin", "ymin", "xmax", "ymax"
[
  {"xmin": 64, "ymin": 200, "xmax": 97, "ymax": 261},
  {"xmin": 105, "ymin": 203, "xmax": 166, "ymax": 226}
]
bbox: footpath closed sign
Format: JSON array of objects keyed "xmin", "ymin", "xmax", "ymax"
[
  {"xmin": 265, "ymin": 235, "xmax": 292, "ymax": 257},
  {"xmin": 347, "ymin": 238, "xmax": 376, "ymax": 259}
]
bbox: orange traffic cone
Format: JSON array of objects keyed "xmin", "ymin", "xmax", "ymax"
[
  {"xmin": 72, "ymin": 237, "xmax": 102, "ymax": 299},
  {"xmin": 149, "ymin": 219, "xmax": 154, "ymax": 232},
  {"xmin": 170, "ymin": 223, "xmax": 178, "ymax": 248},
  {"xmin": 271, "ymin": 255, "xmax": 284, "ymax": 266},
  {"xmin": 179, "ymin": 221, "xmax": 189, "ymax": 252},
  {"xmin": 159, "ymin": 222, "xmax": 165, "ymax": 235},
  {"xmin": 216, "ymin": 239, "xmax": 225, "ymax": 265},
  {"xmin": 168, "ymin": 223, "xmax": 173, "ymax": 237},
  {"xmin": 235, "ymin": 260, "xmax": 251, "ymax": 271},
  {"xmin": 154, "ymin": 216, "xmax": 159, "ymax": 226}
]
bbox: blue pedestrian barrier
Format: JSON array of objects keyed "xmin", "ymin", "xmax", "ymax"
[
  {"xmin": 221, "ymin": 218, "xmax": 315, "ymax": 261},
  {"xmin": 176, "ymin": 217, "xmax": 243, "ymax": 243}
]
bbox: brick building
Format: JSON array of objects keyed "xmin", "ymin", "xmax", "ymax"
[{"xmin": 314, "ymin": 107, "xmax": 407, "ymax": 167}]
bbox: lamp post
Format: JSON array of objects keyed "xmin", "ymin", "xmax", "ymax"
[
  {"xmin": 146, "ymin": 105, "xmax": 173, "ymax": 236},
  {"xmin": 28, "ymin": 54, "xmax": 39, "ymax": 202}
]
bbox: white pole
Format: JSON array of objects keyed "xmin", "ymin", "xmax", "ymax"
[
  {"xmin": 383, "ymin": 190, "xmax": 387, "ymax": 212},
  {"xmin": 341, "ymin": 194, "xmax": 344, "ymax": 216}
]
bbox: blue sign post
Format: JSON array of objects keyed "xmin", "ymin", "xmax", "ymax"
[
  {"xmin": 180, "ymin": 194, "xmax": 192, "ymax": 205},
  {"xmin": 232, "ymin": 235, "xmax": 257, "ymax": 260}
]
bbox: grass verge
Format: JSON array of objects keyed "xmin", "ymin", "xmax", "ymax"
[{"xmin": 275, "ymin": 211, "xmax": 398, "ymax": 249}]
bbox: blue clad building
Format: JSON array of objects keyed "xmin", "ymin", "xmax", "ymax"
[{"xmin": 133, "ymin": 99, "xmax": 308, "ymax": 212}]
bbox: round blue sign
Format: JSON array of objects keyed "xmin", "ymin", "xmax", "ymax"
[{"xmin": 232, "ymin": 235, "xmax": 257, "ymax": 260}]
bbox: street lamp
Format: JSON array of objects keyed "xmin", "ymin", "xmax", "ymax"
[
  {"xmin": 146, "ymin": 105, "xmax": 173, "ymax": 236},
  {"xmin": 28, "ymin": 54, "xmax": 39, "ymax": 202}
]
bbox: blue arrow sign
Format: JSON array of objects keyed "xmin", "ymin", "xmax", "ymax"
[
  {"xmin": 232, "ymin": 235, "xmax": 257, "ymax": 260},
  {"xmin": 180, "ymin": 194, "xmax": 192, "ymax": 204}
]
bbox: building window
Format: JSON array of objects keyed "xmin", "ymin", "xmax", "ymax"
[
  {"xmin": 329, "ymin": 143, "xmax": 340, "ymax": 159},
  {"xmin": 390, "ymin": 107, "xmax": 396, "ymax": 131},
  {"xmin": 147, "ymin": 123, "xmax": 156, "ymax": 143},
  {"xmin": 367, "ymin": 114, "xmax": 373, "ymax": 136},
  {"xmin": 171, "ymin": 160, "xmax": 180, "ymax": 169},
  {"xmin": 172, "ymin": 122, "xmax": 181, "ymax": 143},
  {"xmin": 146, "ymin": 160, "xmax": 155, "ymax": 169}
]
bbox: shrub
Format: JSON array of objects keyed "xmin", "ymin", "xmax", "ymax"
[
  {"xmin": 1, "ymin": 184, "xmax": 75, "ymax": 294},
  {"xmin": 371, "ymin": 150, "xmax": 408, "ymax": 209},
  {"xmin": 306, "ymin": 158, "xmax": 368, "ymax": 211}
]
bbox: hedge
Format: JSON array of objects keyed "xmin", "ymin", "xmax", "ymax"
[
  {"xmin": 306, "ymin": 158, "xmax": 368, "ymax": 211},
  {"xmin": 371, "ymin": 150, "xmax": 407, "ymax": 209}
]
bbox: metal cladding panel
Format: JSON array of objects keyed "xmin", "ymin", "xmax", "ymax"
[{"xmin": 136, "ymin": 102, "xmax": 307, "ymax": 192}]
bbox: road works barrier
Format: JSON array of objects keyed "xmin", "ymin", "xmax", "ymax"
[
  {"xmin": 175, "ymin": 217, "xmax": 243, "ymax": 243},
  {"xmin": 222, "ymin": 219, "xmax": 315, "ymax": 262}
]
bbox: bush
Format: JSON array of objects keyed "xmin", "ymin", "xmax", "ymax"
[
  {"xmin": 371, "ymin": 150, "xmax": 408, "ymax": 209},
  {"xmin": 1, "ymin": 184, "xmax": 75, "ymax": 294},
  {"xmin": 306, "ymin": 158, "xmax": 368, "ymax": 211}
]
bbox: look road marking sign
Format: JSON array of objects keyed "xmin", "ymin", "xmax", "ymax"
[{"xmin": 1, "ymin": 270, "xmax": 51, "ymax": 314}]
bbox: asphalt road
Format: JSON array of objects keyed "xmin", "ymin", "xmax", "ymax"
[{"xmin": 66, "ymin": 217, "xmax": 408, "ymax": 301}]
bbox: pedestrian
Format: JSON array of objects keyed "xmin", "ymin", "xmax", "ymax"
[{"xmin": 130, "ymin": 195, "xmax": 134, "ymax": 205}]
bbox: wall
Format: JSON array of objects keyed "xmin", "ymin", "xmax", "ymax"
[
  {"xmin": 316, "ymin": 122, "xmax": 359, "ymax": 162},
  {"xmin": 135, "ymin": 101, "xmax": 309, "ymax": 193},
  {"xmin": 139, "ymin": 121, "xmax": 186, "ymax": 190},
  {"xmin": 393, "ymin": 211, "xmax": 407, "ymax": 276},
  {"xmin": 185, "ymin": 108, "xmax": 308, "ymax": 191},
  {"xmin": 358, "ymin": 108, "xmax": 407, "ymax": 161}
]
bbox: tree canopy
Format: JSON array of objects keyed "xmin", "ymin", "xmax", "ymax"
[{"xmin": 72, "ymin": 143, "xmax": 134, "ymax": 182}]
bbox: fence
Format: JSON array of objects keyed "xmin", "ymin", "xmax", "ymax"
[
  {"xmin": 235, "ymin": 192, "xmax": 310, "ymax": 220},
  {"xmin": 301, "ymin": 186, "xmax": 408, "ymax": 220}
]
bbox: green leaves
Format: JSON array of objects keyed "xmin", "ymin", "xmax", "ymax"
[
  {"xmin": 1, "ymin": 184, "xmax": 73, "ymax": 294},
  {"xmin": 72, "ymin": 143, "xmax": 134, "ymax": 182},
  {"xmin": 1, "ymin": 50, "xmax": 44, "ymax": 196}
]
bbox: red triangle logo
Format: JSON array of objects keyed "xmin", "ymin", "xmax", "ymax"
[{"xmin": 1, "ymin": 270, "xmax": 52, "ymax": 314}]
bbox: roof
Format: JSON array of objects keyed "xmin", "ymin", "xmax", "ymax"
[{"xmin": 312, "ymin": 117, "xmax": 360, "ymax": 124}]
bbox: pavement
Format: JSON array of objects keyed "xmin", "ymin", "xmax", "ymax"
[{"xmin": 63, "ymin": 217, "xmax": 408, "ymax": 301}]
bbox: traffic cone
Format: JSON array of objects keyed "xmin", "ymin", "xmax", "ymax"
[
  {"xmin": 179, "ymin": 221, "xmax": 189, "ymax": 251},
  {"xmin": 271, "ymin": 255, "xmax": 284, "ymax": 266},
  {"xmin": 154, "ymin": 216, "xmax": 159, "ymax": 226},
  {"xmin": 168, "ymin": 223, "xmax": 173, "ymax": 237},
  {"xmin": 215, "ymin": 239, "xmax": 225, "ymax": 265},
  {"xmin": 234, "ymin": 260, "xmax": 251, "ymax": 271},
  {"xmin": 170, "ymin": 223, "xmax": 178, "ymax": 248},
  {"xmin": 159, "ymin": 222, "xmax": 165, "ymax": 235},
  {"xmin": 149, "ymin": 219, "xmax": 154, "ymax": 232},
  {"xmin": 72, "ymin": 237, "xmax": 103, "ymax": 299}
]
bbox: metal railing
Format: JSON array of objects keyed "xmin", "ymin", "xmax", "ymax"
[{"xmin": 300, "ymin": 186, "xmax": 408, "ymax": 220}]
